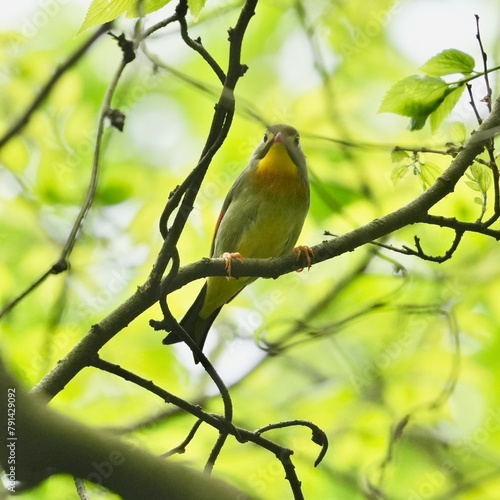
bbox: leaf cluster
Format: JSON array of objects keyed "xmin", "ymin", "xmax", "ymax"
[{"xmin": 380, "ymin": 49, "xmax": 476, "ymax": 130}]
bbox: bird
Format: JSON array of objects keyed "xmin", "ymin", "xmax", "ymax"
[{"xmin": 163, "ymin": 123, "xmax": 311, "ymax": 361}]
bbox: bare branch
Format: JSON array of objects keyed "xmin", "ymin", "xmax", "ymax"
[
  {"xmin": 161, "ymin": 419, "xmax": 204, "ymax": 458},
  {"xmin": 398, "ymin": 231, "xmax": 464, "ymax": 263},
  {"xmin": 0, "ymin": 23, "xmax": 111, "ymax": 151},
  {"xmin": 84, "ymin": 354, "xmax": 320, "ymax": 500},
  {"xmin": 176, "ymin": 2, "xmax": 226, "ymax": 84},
  {"xmin": 467, "ymin": 82, "xmax": 483, "ymax": 125},
  {"xmin": 137, "ymin": 12, "xmax": 179, "ymax": 41},
  {"xmin": 421, "ymin": 214, "xmax": 500, "ymax": 238},
  {"xmin": 393, "ymin": 144, "xmax": 458, "ymax": 157},
  {"xmin": 151, "ymin": 0, "xmax": 257, "ymax": 287},
  {"xmin": 475, "ymin": 15, "xmax": 492, "ymax": 111},
  {"xmin": 0, "ymin": 34, "xmax": 134, "ymax": 319},
  {"xmin": 0, "ymin": 358, "xmax": 248, "ymax": 500},
  {"xmin": 256, "ymin": 419, "xmax": 329, "ymax": 467},
  {"xmin": 144, "ymin": 2, "xmax": 259, "ymax": 465}
]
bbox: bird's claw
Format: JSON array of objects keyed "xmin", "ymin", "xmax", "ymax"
[
  {"xmin": 222, "ymin": 252, "xmax": 243, "ymax": 279},
  {"xmin": 293, "ymin": 245, "xmax": 314, "ymax": 272}
]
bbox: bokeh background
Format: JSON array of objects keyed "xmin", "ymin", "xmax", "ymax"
[{"xmin": 2, "ymin": 0, "xmax": 500, "ymax": 498}]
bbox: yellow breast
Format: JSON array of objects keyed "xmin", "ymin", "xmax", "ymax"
[{"xmin": 256, "ymin": 143, "xmax": 300, "ymax": 180}]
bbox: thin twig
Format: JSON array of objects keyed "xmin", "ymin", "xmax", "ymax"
[
  {"xmin": 88, "ymin": 354, "xmax": 317, "ymax": 500},
  {"xmin": 74, "ymin": 477, "xmax": 90, "ymax": 500},
  {"xmin": 176, "ymin": 3, "xmax": 226, "ymax": 83},
  {"xmin": 138, "ymin": 13, "xmax": 179, "ymax": 42},
  {"xmin": 398, "ymin": 231, "xmax": 464, "ymax": 263},
  {"xmin": 485, "ymin": 159, "xmax": 500, "ymax": 221},
  {"xmin": 148, "ymin": 0, "xmax": 258, "ymax": 284},
  {"xmin": 467, "ymin": 83, "xmax": 483, "ymax": 125},
  {"xmin": 204, "ymin": 432, "xmax": 229, "ymax": 474},
  {"xmin": 152, "ymin": 248, "xmax": 235, "ymax": 433},
  {"xmin": 161, "ymin": 419, "xmax": 204, "ymax": 458},
  {"xmin": 375, "ymin": 414, "xmax": 411, "ymax": 492},
  {"xmin": 472, "ymin": 19, "xmax": 500, "ymax": 222},
  {"xmin": 0, "ymin": 268, "xmax": 53, "ymax": 318},
  {"xmin": 392, "ymin": 145, "xmax": 457, "ymax": 157},
  {"xmin": 150, "ymin": 0, "xmax": 259, "ymax": 474},
  {"xmin": 0, "ymin": 37, "xmax": 132, "ymax": 320},
  {"xmin": 421, "ymin": 213, "xmax": 500, "ymax": 237},
  {"xmin": 0, "ymin": 23, "xmax": 111, "ymax": 151},
  {"xmin": 256, "ymin": 419, "xmax": 329, "ymax": 467},
  {"xmin": 475, "ymin": 15, "xmax": 492, "ymax": 111},
  {"xmin": 61, "ymin": 58, "xmax": 129, "ymax": 260}
]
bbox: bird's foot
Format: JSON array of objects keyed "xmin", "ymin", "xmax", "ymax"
[
  {"xmin": 293, "ymin": 245, "xmax": 314, "ymax": 272},
  {"xmin": 222, "ymin": 252, "xmax": 243, "ymax": 279}
]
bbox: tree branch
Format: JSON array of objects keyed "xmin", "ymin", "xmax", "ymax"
[
  {"xmin": 421, "ymin": 214, "xmax": 500, "ymax": 239},
  {"xmin": 151, "ymin": 0, "xmax": 257, "ymax": 286},
  {"xmin": 79, "ymin": 355, "xmax": 322, "ymax": 500},
  {"xmin": 0, "ymin": 359, "xmax": 249, "ymax": 500},
  {"xmin": 145, "ymin": 0, "xmax": 258, "ymax": 470},
  {"xmin": 32, "ymin": 91, "xmax": 500, "ymax": 401},
  {"xmin": 0, "ymin": 23, "xmax": 111, "ymax": 151},
  {"xmin": 0, "ymin": 33, "xmax": 133, "ymax": 319},
  {"xmin": 176, "ymin": 2, "xmax": 226, "ymax": 84}
]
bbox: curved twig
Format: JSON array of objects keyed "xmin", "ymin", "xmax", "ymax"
[
  {"xmin": 147, "ymin": 0, "xmax": 259, "ymax": 475},
  {"xmin": 176, "ymin": 1, "xmax": 226, "ymax": 84},
  {"xmin": 0, "ymin": 23, "xmax": 111, "ymax": 151},
  {"xmin": 0, "ymin": 33, "xmax": 132, "ymax": 319},
  {"xmin": 87, "ymin": 354, "xmax": 317, "ymax": 500},
  {"xmin": 421, "ymin": 213, "xmax": 500, "ymax": 237},
  {"xmin": 256, "ymin": 419, "xmax": 329, "ymax": 467},
  {"xmin": 161, "ymin": 419, "xmax": 204, "ymax": 458},
  {"xmin": 137, "ymin": 12, "xmax": 179, "ymax": 42},
  {"xmin": 394, "ymin": 231, "xmax": 465, "ymax": 263}
]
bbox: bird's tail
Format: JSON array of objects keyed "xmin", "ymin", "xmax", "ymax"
[{"xmin": 162, "ymin": 283, "xmax": 222, "ymax": 363}]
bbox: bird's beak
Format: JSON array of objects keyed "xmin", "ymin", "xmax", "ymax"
[{"xmin": 273, "ymin": 131, "xmax": 284, "ymax": 144}]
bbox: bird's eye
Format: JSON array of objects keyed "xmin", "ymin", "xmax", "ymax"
[
  {"xmin": 263, "ymin": 133, "xmax": 269, "ymax": 143},
  {"xmin": 294, "ymin": 136, "xmax": 300, "ymax": 146}
]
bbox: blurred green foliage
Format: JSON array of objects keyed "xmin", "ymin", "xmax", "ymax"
[{"xmin": 2, "ymin": 0, "xmax": 500, "ymax": 498}]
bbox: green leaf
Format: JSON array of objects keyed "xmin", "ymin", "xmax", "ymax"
[
  {"xmin": 98, "ymin": 182, "xmax": 133, "ymax": 205},
  {"xmin": 467, "ymin": 163, "xmax": 492, "ymax": 193},
  {"xmin": 419, "ymin": 161, "xmax": 441, "ymax": 189},
  {"xmin": 126, "ymin": 0, "xmax": 171, "ymax": 17},
  {"xmin": 465, "ymin": 180, "xmax": 481, "ymax": 192},
  {"xmin": 79, "ymin": 0, "xmax": 131, "ymax": 33},
  {"xmin": 391, "ymin": 164, "xmax": 409, "ymax": 185},
  {"xmin": 379, "ymin": 75, "xmax": 450, "ymax": 130},
  {"xmin": 478, "ymin": 169, "xmax": 492, "ymax": 192},
  {"xmin": 409, "ymin": 115, "xmax": 428, "ymax": 131},
  {"xmin": 310, "ymin": 178, "xmax": 363, "ymax": 218},
  {"xmin": 420, "ymin": 49, "xmax": 475, "ymax": 77},
  {"xmin": 79, "ymin": 0, "xmax": 171, "ymax": 33},
  {"xmin": 391, "ymin": 150, "xmax": 410, "ymax": 163},
  {"xmin": 188, "ymin": 0, "xmax": 206, "ymax": 19},
  {"xmin": 429, "ymin": 84, "xmax": 465, "ymax": 131},
  {"xmin": 451, "ymin": 121, "xmax": 467, "ymax": 145}
]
